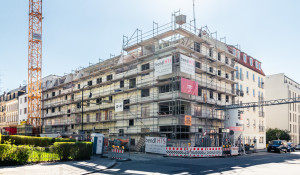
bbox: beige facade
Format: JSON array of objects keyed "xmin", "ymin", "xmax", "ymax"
[
  {"xmin": 229, "ymin": 47, "xmax": 266, "ymax": 149},
  {"xmin": 265, "ymin": 73, "xmax": 300, "ymax": 144},
  {"xmin": 41, "ymin": 17, "xmax": 237, "ymax": 147}
]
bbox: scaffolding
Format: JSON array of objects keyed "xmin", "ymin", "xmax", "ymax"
[{"xmin": 40, "ymin": 14, "xmax": 237, "ymax": 148}]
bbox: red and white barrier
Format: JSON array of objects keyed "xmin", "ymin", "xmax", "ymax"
[
  {"xmin": 166, "ymin": 147, "xmax": 223, "ymax": 157},
  {"xmin": 111, "ymin": 149, "xmax": 124, "ymax": 153}
]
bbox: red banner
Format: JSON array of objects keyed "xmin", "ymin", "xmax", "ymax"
[{"xmin": 181, "ymin": 78, "xmax": 198, "ymax": 96}]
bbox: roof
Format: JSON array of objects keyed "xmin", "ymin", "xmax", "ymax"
[{"xmin": 228, "ymin": 46, "xmax": 265, "ymax": 76}]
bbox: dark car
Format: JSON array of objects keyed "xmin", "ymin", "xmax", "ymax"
[
  {"xmin": 287, "ymin": 142, "xmax": 295, "ymax": 152},
  {"xmin": 296, "ymin": 144, "xmax": 300, "ymax": 150},
  {"xmin": 267, "ymin": 140, "xmax": 287, "ymax": 153}
]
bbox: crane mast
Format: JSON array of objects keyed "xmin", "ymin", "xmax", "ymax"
[{"xmin": 27, "ymin": 0, "xmax": 42, "ymax": 133}]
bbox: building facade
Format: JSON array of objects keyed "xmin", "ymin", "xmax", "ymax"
[
  {"xmin": 41, "ymin": 16, "xmax": 237, "ymax": 147},
  {"xmin": 265, "ymin": 73, "xmax": 300, "ymax": 144},
  {"xmin": 229, "ymin": 46, "xmax": 266, "ymax": 149},
  {"xmin": 0, "ymin": 86, "xmax": 26, "ymax": 134},
  {"xmin": 18, "ymin": 93, "xmax": 28, "ymax": 124}
]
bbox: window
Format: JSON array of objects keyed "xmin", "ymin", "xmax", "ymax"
[
  {"xmin": 239, "ymin": 68, "xmax": 243, "ymax": 80},
  {"xmin": 78, "ymin": 84, "xmax": 81, "ymax": 89},
  {"xmin": 52, "ymin": 92, "xmax": 55, "ymax": 97},
  {"xmin": 141, "ymin": 89, "xmax": 150, "ymax": 97},
  {"xmin": 129, "ymin": 78, "xmax": 136, "ymax": 88},
  {"xmin": 109, "ymin": 111, "xmax": 112, "ymax": 120},
  {"xmin": 142, "ymin": 107, "xmax": 149, "ymax": 118},
  {"xmin": 87, "ymin": 100, "xmax": 90, "ymax": 107},
  {"xmin": 255, "ymin": 61, "xmax": 258, "ymax": 69},
  {"xmin": 88, "ymin": 80, "xmax": 93, "ymax": 86},
  {"xmin": 243, "ymin": 54, "xmax": 247, "ymax": 63},
  {"xmin": 67, "ymin": 109, "xmax": 71, "ymax": 117},
  {"xmin": 250, "ymin": 58, "xmax": 253, "ymax": 66},
  {"xmin": 198, "ymin": 87, "xmax": 202, "ymax": 96},
  {"xmin": 253, "ymin": 89, "xmax": 255, "ymax": 97},
  {"xmin": 246, "ymin": 71, "xmax": 249, "ymax": 79},
  {"xmin": 20, "ymin": 98, "xmax": 22, "ymax": 104},
  {"xmin": 59, "ymin": 90, "xmax": 61, "ymax": 95},
  {"xmin": 24, "ymin": 97, "xmax": 27, "ymax": 102},
  {"xmin": 209, "ymin": 91, "xmax": 213, "ymax": 99},
  {"xmin": 20, "ymin": 109, "xmax": 22, "ymax": 115},
  {"xmin": 218, "ymin": 70, "xmax": 221, "ymax": 76},
  {"xmin": 130, "ymin": 138, "xmax": 136, "ymax": 146},
  {"xmin": 96, "ymin": 113, "xmax": 101, "ymax": 121},
  {"xmin": 218, "ymin": 53, "xmax": 221, "ymax": 61},
  {"xmin": 209, "ymin": 48, "xmax": 213, "ymax": 57},
  {"xmin": 195, "ymin": 61, "xmax": 201, "ymax": 68},
  {"xmin": 218, "ymin": 93, "xmax": 221, "ymax": 101},
  {"xmin": 107, "ymin": 74, "xmax": 113, "ymax": 81},
  {"xmin": 235, "ymin": 66, "xmax": 239, "ymax": 79},
  {"xmin": 58, "ymin": 106, "xmax": 61, "ymax": 112},
  {"xmin": 120, "ymin": 80, "xmax": 124, "ymax": 88},
  {"xmin": 96, "ymin": 98, "xmax": 102, "ymax": 104},
  {"xmin": 24, "ymin": 108, "xmax": 27, "ymax": 114},
  {"xmin": 52, "ymin": 108, "xmax": 55, "ymax": 113},
  {"xmin": 246, "ymin": 87, "xmax": 249, "ymax": 94},
  {"xmin": 97, "ymin": 78, "xmax": 102, "ymax": 84},
  {"xmin": 124, "ymin": 99, "xmax": 130, "ymax": 110},
  {"xmin": 109, "ymin": 96, "xmax": 113, "ymax": 101},
  {"xmin": 259, "ymin": 63, "xmax": 261, "ymax": 70},
  {"xmin": 76, "ymin": 115, "xmax": 81, "ymax": 124},
  {"xmin": 46, "ymin": 109, "xmax": 48, "ymax": 114},
  {"xmin": 86, "ymin": 114, "xmax": 90, "ymax": 123},
  {"xmin": 209, "ymin": 67, "xmax": 213, "ymax": 73},
  {"xmin": 226, "ymin": 95, "xmax": 229, "ymax": 102},
  {"xmin": 77, "ymin": 102, "xmax": 81, "ymax": 108},
  {"xmin": 194, "ymin": 42, "xmax": 201, "ymax": 52},
  {"xmin": 119, "ymin": 129, "xmax": 124, "ymax": 136},
  {"xmin": 71, "ymin": 94, "xmax": 74, "ymax": 100},
  {"xmin": 129, "ymin": 119, "xmax": 134, "ymax": 126},
  {"xmin": 65, "ymin": 95, "xmax": 68, "ymax": 100},
  {"xmin": 141, "ymin": 63, "xmax": 150, "ymax": 71},
  {"xmin": 253, "ymin": 74, "xmax": 255, "ymax": 81}
]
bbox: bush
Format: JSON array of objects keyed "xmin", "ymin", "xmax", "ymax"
[
  {"xmin": 54, "ymin": 138, "xmax": 76, "ymax": 142},
  {"xmin": 1, "ymin": 135, "xmax": 9, "ymax": 144},
  {"xmin": 50, "ymin": 142, "xmax": 92, "ymax": 161},
  {"xmin": 0, "ymin": 144, "xmax": 31, "ymax": 165},
  {"xmin": 1, "ymin": 135, "xmax": 54, "ymax": 147}
]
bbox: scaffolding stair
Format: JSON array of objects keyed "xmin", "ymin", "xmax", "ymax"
[{"xmin": 134, "ymin": 136, "xmax": 145, "ymax": 152}]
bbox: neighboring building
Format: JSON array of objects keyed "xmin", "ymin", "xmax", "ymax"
[
  {"xmin": 228, "ymin": 46, "xmax": 266, "ymax": 149},
  {"xmin": 265, "ymin": 73, "xmax": 300, "ymax": 144},
  {"xmin": 41, "ymin": 15, "xmax": 237, "ymax": 147},
  {"xmin": 18, "ymin": 93, "xmax": 28, "ymax": 124},
  {"xmin": 0, "ymin": 93, "xmax": 6, "ymax": 134},
  {"xmin": 0, "ymin": 86, "xmax": 26, "ymax": 134}
]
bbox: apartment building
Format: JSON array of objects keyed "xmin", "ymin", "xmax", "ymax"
[
  {"xmin": 18, "ymin": 93, "xmax": 28, "ymax": 124},
  {"xmin": 229, "ymin": 46, "xmax": 266, "ymax": 149},
  {"xmin": 0, "ymin": 86, "xmax": 26, "ymax": 134},
  {"xmin": 41, "ymin": 15, "xmax": 237, "ymax": 146},
  {"xmin": 265, "ymin": 73, "xmax": 300, "ymax": 144}
]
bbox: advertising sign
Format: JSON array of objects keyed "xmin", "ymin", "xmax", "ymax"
[
  {"xmin": 115, "ymin": 102, "xmax": 124, "ymax": 112},
  {"xmin": 181, "ymin": 78, "xmax": 198, "ymax": 96},
  {"xmin": 184, "ymin": 115, "xmax": 192, "ymax": 126},
  {"xmin": 180, "ymin": 55, "xmax": 195, "ymax": 75},
  {"xmin": 154, "ymin": 56, "xmax": 172, "ymax": 77},
  {"xmin": 145, "ymin": 137, "xmax": 167, "ymax": 154}
]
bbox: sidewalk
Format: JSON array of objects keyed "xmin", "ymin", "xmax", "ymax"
[{"xmin": 0, "ymin": 156, "xmax": 116, "ymax": 175}]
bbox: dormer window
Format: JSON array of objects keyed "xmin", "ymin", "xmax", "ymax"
[
  {"xmin": 255, "ymin": 61, "xmax": 258, "ymax": 69},
  {"xmin": 259, "ymin": 63, "xmax": 261, "ymax": 70},
  {"xmin": 243, "ymin": 54, "xmax": 247, "ymax": 63},
  {"xmin": 250, "ymin": 58, "xmax": 253, "ymax": 66}
]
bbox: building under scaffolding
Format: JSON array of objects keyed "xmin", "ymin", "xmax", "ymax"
[{"xmin": 41, "ymin": 14, "xmax": 237, "ymax": 147}]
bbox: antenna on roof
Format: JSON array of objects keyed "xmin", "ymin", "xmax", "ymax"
[{"xmin": 193, "ymin": 0, "xmax": 196, "ymax": 33}]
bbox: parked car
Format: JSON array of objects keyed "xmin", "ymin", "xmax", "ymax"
[
  {"xmin": 296, "ymin": 144, "xmax": 300, "ymax": 150},
  {"xmin": 267, "ymin": 140, "xmax": 287, "ymax": 153},
  {"xmin": 287, "ymin": 142, "xmax": 295, "ymax": 152}
]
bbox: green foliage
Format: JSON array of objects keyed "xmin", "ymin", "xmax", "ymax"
[
  {"xmin": 54, "ymin": 138, "xmax": 76, "ymax": 142},
  {"xmin": 50, "ymin": 142, "xmax": 92, "ymax": 161},
  {"xmin": 266, "ymin": 128, "xmax": 291, "ymax": 143},
  {"xmin": 1, "ymin": 135, "xmax": 9, "ymax": 144},
  {"xmin": 1, "ymin": 135, "xmax": 54, "ymax": 147},
  {"xmin": 0, "ymin": 144, "xmax": 31, "ymax": 165}
]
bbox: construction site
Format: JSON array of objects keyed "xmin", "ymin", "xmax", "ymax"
[{"xmin": 39, "ymin": 12, "xmax": 238, "ymax": 148}]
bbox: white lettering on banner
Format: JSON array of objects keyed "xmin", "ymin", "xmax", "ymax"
[
  {"xmin": 145, "ymin": 137, "xmax": 167, "ymax": 154},
  {"xmin": 154, "ymin": 56, "xmax": 172, "ymax": 77},
  {"xmin": 180, "ymin": 55, "xmax": 195, "ymax": 76},
  {"xmin": 115, "ymin": 102, "xmax": 123, "ymax": 112}
]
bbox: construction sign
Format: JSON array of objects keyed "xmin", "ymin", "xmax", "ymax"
[{"xmin": 184, "ymin": 115, "xmax": 192, "ymax": 126}]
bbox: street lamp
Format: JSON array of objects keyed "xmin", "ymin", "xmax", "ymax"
[{"xmin": 81, "ymin": 85, "xmax": 92, "ymax": 134}]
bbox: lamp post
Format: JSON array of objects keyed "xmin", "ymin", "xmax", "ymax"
[{"xmin": 81, "ymin": 85, "xmax": 92, "ymax": 134}]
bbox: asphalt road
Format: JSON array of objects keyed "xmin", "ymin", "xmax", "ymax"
[{"xmin": 97, "ymin": 150, "xmax": 300, "ymax": 175}]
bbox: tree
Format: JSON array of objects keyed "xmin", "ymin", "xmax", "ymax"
[{"xmin": 266, "ymin": 128, "xmax": 291, "ymax": 143}]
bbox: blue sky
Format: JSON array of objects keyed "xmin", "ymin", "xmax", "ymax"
[{"xmin": 0, "ymin": 0, "xmax": 299, "ymax": 91}]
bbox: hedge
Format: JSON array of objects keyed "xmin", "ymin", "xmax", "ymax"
[
  {"xmin": 1, "ymin": 135, "xmax": 76, "ymax": 147},
  {"xmin": 0, "ymin": 144, "xmax": 31, "ymax": 165},
  {"xmin": 50, "ymin": 142, "xmax": 92, "ymax": 161}
]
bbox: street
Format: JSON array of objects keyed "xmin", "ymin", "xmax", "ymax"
[
  {"xmin": 1, "ymin": 150, "xmax": 300, "ymax": 175},
  {"xmin": 100, "ymin": 151, "xmax": 300, "ymax": 175}
]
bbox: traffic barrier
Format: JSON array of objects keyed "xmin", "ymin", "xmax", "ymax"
[
  {"xmin": 231, "ymin": 147, "xmax": 239, "ymax": 156},
  {"xmin": 223, "ymin": 147, "xmax": 231, "ymax": 156},
  {"xmin": 166, "ymin": 147, "xmax": 223, "ymax": 157}
]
